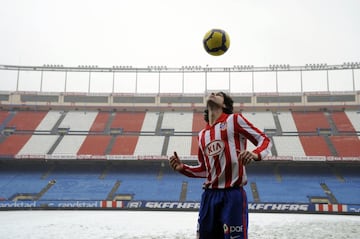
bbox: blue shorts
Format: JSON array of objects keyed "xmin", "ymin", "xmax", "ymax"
[{"xmin": 197, "ymin": 187, "xmax": 248, "ymax": 239}]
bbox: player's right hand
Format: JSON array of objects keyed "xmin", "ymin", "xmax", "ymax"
[{"xmin": 169, "ymin": 151, "xmax": 183, "ymax": 171}]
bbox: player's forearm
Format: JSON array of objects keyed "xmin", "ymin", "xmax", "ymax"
[
  {"xmin": 180, "ymin": 164, "xmax": 207, "ymax": 178},
  {"xmin": 252, "ymin": 136, "xmax": 272, "ymax": 160}
]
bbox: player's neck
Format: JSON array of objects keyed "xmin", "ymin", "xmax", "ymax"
[{"xmin": 208, "ymin": 107, "xmax": 223, "ymax": 126}]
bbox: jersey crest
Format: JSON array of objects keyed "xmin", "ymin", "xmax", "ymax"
[{"xmin": 219, "ymin": 122, "xmax": 227, "ymax": 131}]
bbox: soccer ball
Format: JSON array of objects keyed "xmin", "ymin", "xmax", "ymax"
[{"xmin": 203, "ymin": 29, "xmax": 230, "ymax": 56}]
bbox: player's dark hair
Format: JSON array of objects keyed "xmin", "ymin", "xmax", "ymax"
[{"xmin": 204, "ymin": 92, "xmax": 233, "ymax": 123}]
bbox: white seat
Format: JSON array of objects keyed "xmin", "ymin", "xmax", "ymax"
[
  {"xmin": 272, "ymin": 136, "xmax": 306, "ymax": 157},
  {"xmin": 162, "ymin": 112, "xmax": 193, "ymax": 132},
  {"xmin": 277, "ymin": 111, "xmax": 298, "ymax": 132},
  {"xmin": 134, "ymin": 136, "xmax": 165, "ymax": 156},
  {"xmin": 17, "ymin": 135, "xmax": 59, "ymax": 155}
]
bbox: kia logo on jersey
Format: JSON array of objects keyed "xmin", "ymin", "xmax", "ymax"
[{"xmin": 205, "ymin": 140, "xmax": 225, "ymax": 156}]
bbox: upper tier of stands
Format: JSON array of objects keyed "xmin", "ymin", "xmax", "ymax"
[{"xmin": 0, "ymin": 109, "xmax": 360, "ymax": 159}]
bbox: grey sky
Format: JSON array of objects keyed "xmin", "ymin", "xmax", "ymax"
[{"xmin": 0, "ymin": 0, "xmax": 359, "ymax": 93}]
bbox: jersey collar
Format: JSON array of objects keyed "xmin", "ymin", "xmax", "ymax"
[{"xmin": 206, "ymin": 113, "xmax": 228, "ymax": 129}]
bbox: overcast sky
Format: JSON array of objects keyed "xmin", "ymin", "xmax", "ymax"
[{"xmin": 0, "ymin": 0, "xmax": 359, "ymax": 93}]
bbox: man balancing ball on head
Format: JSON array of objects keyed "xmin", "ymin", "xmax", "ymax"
[{"xmin": 169, "ymin": 91, "xmax": 272, "ymax": 239}]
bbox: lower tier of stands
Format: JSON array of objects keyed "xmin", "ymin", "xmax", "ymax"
[{"xmin": 0, "ymin": 160, "xmax": 359, "ymax": 206}]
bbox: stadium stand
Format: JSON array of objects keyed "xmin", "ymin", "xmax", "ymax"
[
  {"xmin": 0, "ymin": 107, "xmax": 359, "ymax": 213},
  {"xmin": 18, "ymin": 135, "xmax": 59, "ymax": 155},
  {"xmin": 0, "ymin": 134, "xmax": 32, "ymax": 156},
  {"xmin": 36, "ymin": 110, "xmax": 63, "ymax": 131},
  {"xmin": 345, "ymin": 111, "xmax": 360, "ymax": 132},
  {"xmin": 277, "ymin": 111, "xmax": 297, "ymax": 132},
  {"xmin": 59, "ymin": 111, "xmax": 97, "ymax": 132},
  {"xmin": 299, "ymin": 136, "xmax": 332, "ymax": 156},
  {"xmin": 272, "ymin": 136, "xmax": 306, "ymax": 157},
  {"xmin": 77, "ymin": 135, "xmax": 112, "ymax": 155},
  {"xmin": 111, "ymin": 112, "xmax": 146, "ymax": 132},
  {"xmin": 242, "ymin": 112, "xmax": 277, "ymax": 132},
  {"xmin": 0, "ymin": 93, "xmax": 359, "ymax": 212},
  {"xmin": 329, "ymin": 136, "xmax": 360, "ymax": 157},
  {"xmin": 292, "ymin": 111, "xmax": 331, "ymax": 132},
  {"xmin": 89, "ymin": 111, "xmax": 110, "ymax": 132},
  {"xmin": 1, "ymin": 109, "xmax": 360, "ymax": 158},
  {"xmin": 6, "ymin": 111, "xmax": 47, "ymax": 131},
  {"xmin": 331, "ymin": 111, "xmax": 356, "ymax": 132},
  {"xmin": 0, "ymin": 160, "xmax": 359, "ymax": 206}
]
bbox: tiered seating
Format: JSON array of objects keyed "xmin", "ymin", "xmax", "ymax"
[
  {"xmin": 107, "ymin": 162, "xmax": 182, "ymax": 201},
  {"xmin": 141, "ymin": 112, "xmax": 159, "ymax": 131},
  {"xmin": 0, "ymin": 135, "xmax": 32, "ymax": 156},
  {"xmin": 277, "ymin": 111, "xmax": 297, "ymax": 132},
  {"xmin": 160, "ymin": 165, "xmax": 187, "ymax": 201},
  {"xmin": 42, "ymin": 164, "xmax": 112, "ymax": 200},
  {"xmin": 14, "ymin": 111, "xmax": 63, "ymax": 155},
  {"xmin": 185, "ymin": 178, "xmax": 204, "ymax": 201},
  {"xmin": 109, "ymin": 136, "xmax": 139, "ymax": 155},
  {"xmin": 126, "ymin": 112, "xmax": 159, "ymax": 155},
  {"xmin": 272, "ymin": 136, "xmax": 305, "ymax": 157},
  {"xmin": 111, "ymin": 112, "xmax": 146, "ymax": 132},
  {"xmin": 345, "ymin": 110, "xmax": 360, "ymax": 132},
  {"xmin": 35, "ymin": 111, "xmax": 63, "ymax": 131},
  {"xmin": 60, "ymin": 111, "xmax": 98, "ymax": 132},
  {"xmin": 292, "ymin": 112, "xmax": 330, "ymax": 132},
  {"xmin": 326, "ymin": 181, "xmax": 359, "ymax": 204},
  {"xmin": 190, "ymin": 112, "xmax": 207, "ymax": 155},
  {"xmin": 331, "ymin": 111, "xmax": 356, "ymax": 132},
  {"xmin": 0, "ymin": 162, "xmax": 48, "ymax": 200},
  {"xmin": 6, "ymin": 111, "xmax": 48, "ymax": 131},
  {"xmin": 192, "ymin": 112, "xmax": 206, "ymax": 132},
  {"xmin": 329, "ymin": 136, "xmax": 360, "ymax": 157},
  {"xmin": 50, "ymin": 111, "xmax": 98, "ymax": 155},
  {"xmin": 0, "ymin": 174, "xmax": 46, "ymax": 200},
  {"xmin": 162, "ymin": 112, "xmax": 194, "ymax": 156},
  {"xmin": 0, "ymin": 109, "xmax": 359, "ymax": 158},
  {"xmin": 167, "ymin": 136, "xmax": 192, "ymax": 156},
  {"xmin": 254, "ymin": 164, "xmax": 333, "ymax": 203},
  {"xmin": 190, "ymin": 136, "xmax": 199, "ymax": 155},
  {"xmin": 0, "ymin": 111, "xmax": 10, "ymax": 126},
  {"xmin": 134, "ymin": 136, "xmax": 165, "ymax": 155},
  {"xmin": 246, "ymin": 163, "xmax": 276, "ymax": 202},
  {"xmin": 299, "ymin": 136, "xmax": 332, "ymax": 156},
  {"xmin": 89, "ymin": 111, "xmax": 110, "ymax": 132},
  {"xmin": 321, "ymin": 164, "xmax": 360, "ymax": 204},
  {"xmin": 77, "ymin": 135, "xmax": 112, "ymax": 155},
  {"xmin": 0, "ymin": 161, "xmax": 359, "ymax": 204},
  {"xmin": 52, "ymin": 135, "xmax": 87, "ymax": 155},
  {"xmin": 162, "ymin": 112, "xmax": 193, "ymax": 132},
  {"xmin": 17, "ymin": 135, "xmax": 59, "ymax": 155},
  {"xmin": 242, "ymin": 112, "xmax": 276, "ymax": 131}
]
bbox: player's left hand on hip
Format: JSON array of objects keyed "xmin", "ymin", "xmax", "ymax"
[{"xmin": 238, "ymin": 150, "xmax": 258, "ymax": 165}]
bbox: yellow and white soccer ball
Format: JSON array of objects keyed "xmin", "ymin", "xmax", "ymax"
[{"xmin": 203, "ymin": 29, "xmax": 230, "ymax": 56}]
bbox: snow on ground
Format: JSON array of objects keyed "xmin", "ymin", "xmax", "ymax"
[{"xmin": 0, "ymin": 211, "xmax": 359, "ymax": 239}]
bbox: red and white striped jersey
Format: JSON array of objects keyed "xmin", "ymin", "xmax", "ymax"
[{"xmin": 180, "ymin": 113, "xmax": 272, "ymax": 189}]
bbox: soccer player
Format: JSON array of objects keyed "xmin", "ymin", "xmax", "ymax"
[{"xmin": 169, "ymin": 92, "xmax": 272, "ymax": 239}]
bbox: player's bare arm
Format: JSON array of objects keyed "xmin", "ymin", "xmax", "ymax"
[{"xmin": 169, "ymin": 151, "xmax": 184, "ymax": 171}]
